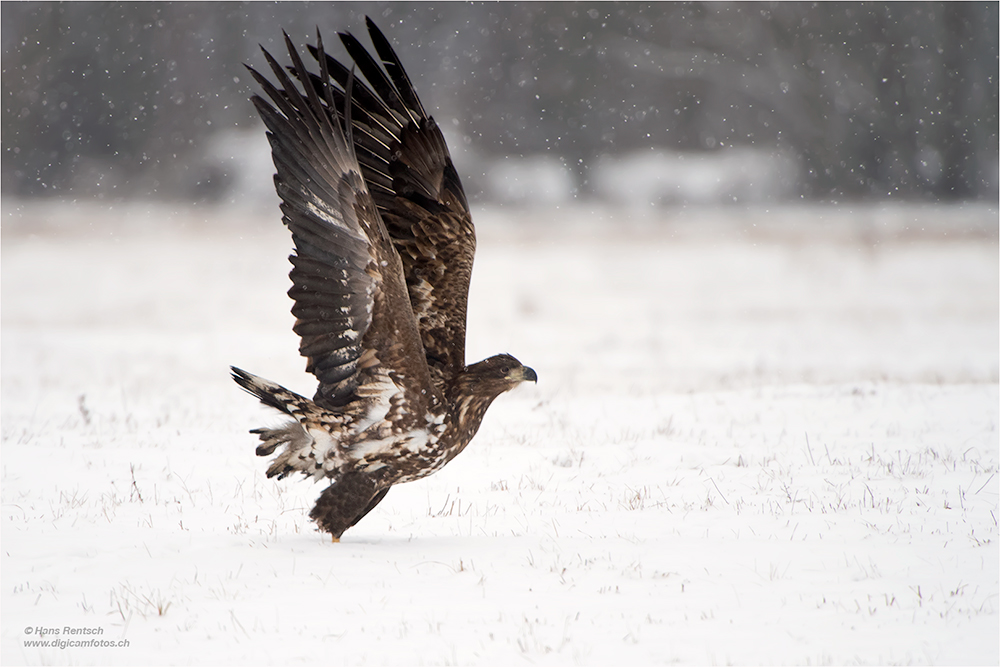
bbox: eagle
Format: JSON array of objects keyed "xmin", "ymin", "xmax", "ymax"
[{"xmin": 231, "ymin": 19, "xmax": 536, "ymax": 541}]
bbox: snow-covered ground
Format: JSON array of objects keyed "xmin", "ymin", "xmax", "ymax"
[{"xmin": 2, "ymin": 200, "xmax": 998, "ymax": 666}]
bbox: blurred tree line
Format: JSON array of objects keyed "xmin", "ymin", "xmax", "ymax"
[{"xmin": 3, "ymin": 1, "xmax": 997, "ymax": 202}]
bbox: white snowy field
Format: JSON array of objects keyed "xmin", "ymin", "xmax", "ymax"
[{"xmin": 2, "ymin": 200, "xmax": 998, "ymax": 666}]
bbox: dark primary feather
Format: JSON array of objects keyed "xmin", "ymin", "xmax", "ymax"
[{"xmin": 362, "ymin": 16, "xmax": 426, "ymax": 118}]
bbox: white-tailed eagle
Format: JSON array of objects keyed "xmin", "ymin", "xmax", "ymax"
[{"xmin": 231, "ymin": 18, "xmax": 536, "ymax": 540}]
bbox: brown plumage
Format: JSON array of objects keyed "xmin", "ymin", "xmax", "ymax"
[{"xmin": 231, "ymin": 19, "xmax": 535, "ymax": 540}]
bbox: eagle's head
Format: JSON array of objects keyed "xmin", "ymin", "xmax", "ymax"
[{"xmin": 463, "ymin": 353, "xmax": 537, "ymax": 396}]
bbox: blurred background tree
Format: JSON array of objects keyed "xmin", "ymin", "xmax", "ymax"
[{"xmin": 2, "ymin": 1, "xmax": 997, "ymax": 204}]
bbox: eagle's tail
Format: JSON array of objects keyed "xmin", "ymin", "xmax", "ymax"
[
  {"xmin": 230, "ymin": 366, "xmax": 310, "ymax": 417},
  {"xmin": 230, "ymin": 366, "xmax": 345, "ymax": 479}
]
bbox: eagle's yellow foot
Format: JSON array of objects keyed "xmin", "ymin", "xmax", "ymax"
[{"xmin": 331, "ymin": 536, "xmax": 340, "ymax": 543}]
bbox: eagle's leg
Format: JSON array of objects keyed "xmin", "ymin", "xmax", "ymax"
[
  {"xmin": 350, "ymin": 487, "xmax": 391, "ymax": 527},
  {"xmin": 310, "ymin": 471, "xmax": 391, "ymax": 540},
  {"xmin": 331, "ymin": 488, "xmax": 390, "ymax": 542}
]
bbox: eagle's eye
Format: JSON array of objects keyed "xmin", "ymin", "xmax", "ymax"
[{"xmin": 500, "ymin": 366, "xmax": 510, "ymax": 375}]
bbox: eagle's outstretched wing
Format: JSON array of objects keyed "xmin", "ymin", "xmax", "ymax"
[
  {"xmin": 296, "ymin": 17, "xmax": 476, "ymax": 382},
  {"xmin": 246, "ymin": 31, "xmax": 435, "ymax": 414}
]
